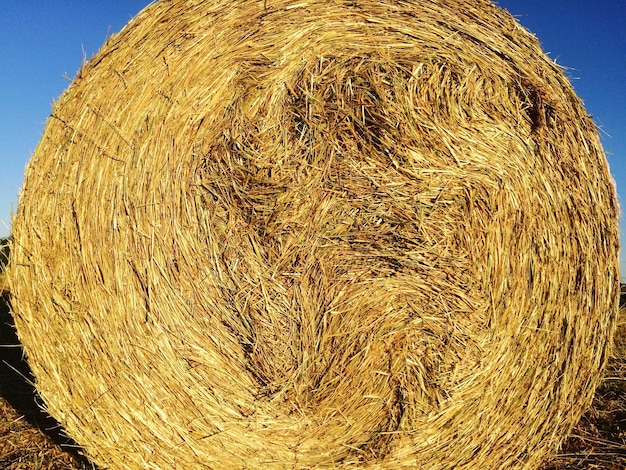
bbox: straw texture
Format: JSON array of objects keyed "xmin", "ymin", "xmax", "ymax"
[{"xmin": 8, "ymin": 0, "xmax": 619, "ymax": 468}]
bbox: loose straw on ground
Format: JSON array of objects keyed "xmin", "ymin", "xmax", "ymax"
[{"xmin": 8, "ymin": 0, "xmax": 619, "ymax": 468}]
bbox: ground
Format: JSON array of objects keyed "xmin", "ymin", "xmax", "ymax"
[{"xmin": 1, "ymin": 286, "xmax": 625, "ymax": 469}]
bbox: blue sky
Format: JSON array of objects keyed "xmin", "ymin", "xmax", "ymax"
[{"xmin": 1, "ymin": 1, "xmax": 625, "ymax": 278}]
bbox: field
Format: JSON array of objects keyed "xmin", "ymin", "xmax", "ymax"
[{"xmin": 1, "ymin": 269, "xmax": 625, "ymax": 468}]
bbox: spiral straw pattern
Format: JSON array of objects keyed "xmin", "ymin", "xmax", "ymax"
[{"xmin": 9, "ymin": 1, "xmax": 619, "ymax": 468}]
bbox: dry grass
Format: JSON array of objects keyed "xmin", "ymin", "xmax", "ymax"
[
  {"xmin": 0, "ymin": 291, "xmax": 92, "ymax": 470},
  {"xmin": 0, "ymin": 400, "xmax": 89, "ymax": 470},
  {"xmin": 6, "ymin": 0, "xmax": 620, "ymax": 468},
  {"xmin": 1, "ymin": 292, "xmax": 625, "ymax": 468},
  {"xmin": 542, "ymin": 294, "xmax": 626, "ymax": 469},
  {"xmin": 0, "ymin": 237, "xmax": 8, "ymax": 293}
]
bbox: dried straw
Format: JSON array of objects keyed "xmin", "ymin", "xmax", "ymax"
[{"xmin": 8, "ymin": 0, "xmax": 620, "ymax": 468}]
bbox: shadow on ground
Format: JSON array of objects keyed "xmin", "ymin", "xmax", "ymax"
[{"xmin": 0, "ymin": 289, "xmax": 92, "ymax": 467}]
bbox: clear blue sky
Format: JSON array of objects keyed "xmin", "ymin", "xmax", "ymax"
[{"xmin": 1, "ymin": 1, "xmax": 625, "ymax": 278}]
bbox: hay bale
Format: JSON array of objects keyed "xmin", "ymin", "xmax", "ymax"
[{"xmin": 8, "ymin": 0, "xmax": 619, "ymax": 468}]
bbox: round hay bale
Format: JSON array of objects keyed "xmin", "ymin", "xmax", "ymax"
[{"xmin": 8, "ymin": 0, "xmax": 620, "ymax": 468}]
